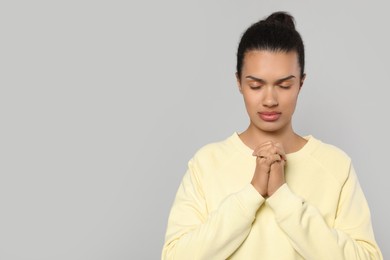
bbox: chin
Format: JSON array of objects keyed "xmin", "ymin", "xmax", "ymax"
[{"xmin": 253, "ymin": 122, "xmax": 288, "ymax": 134}]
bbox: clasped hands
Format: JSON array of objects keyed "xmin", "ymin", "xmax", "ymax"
[{"xmin": 251, "ymin": 141, "xmax": 287, "ymax": 198}]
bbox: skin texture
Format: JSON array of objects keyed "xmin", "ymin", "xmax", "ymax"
[{"xmin": 236, "ymin": 50, "xmax": 307, "ymax": 197}]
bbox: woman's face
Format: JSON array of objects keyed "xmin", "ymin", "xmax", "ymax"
[{"xmin": 237, "ymin": 50, "xmax": 304, "ymax": 134}]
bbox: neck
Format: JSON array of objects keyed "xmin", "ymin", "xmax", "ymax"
[{"xmin": 239, "ymin": 123, "xmax": 305, "ymax": 154}]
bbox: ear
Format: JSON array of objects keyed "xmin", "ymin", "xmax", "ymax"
[
  {"xmin": 299, "ymin": 73, "xmax": 306, "ymax": 91},
  {"xmin": 235, "ymin": 72, "xmax": 243, "ymax": 94}
]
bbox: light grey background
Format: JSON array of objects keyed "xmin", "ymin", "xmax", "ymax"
[{"xmin": 0, "ymin": 0, "xmax": 388, "ymax": 259}]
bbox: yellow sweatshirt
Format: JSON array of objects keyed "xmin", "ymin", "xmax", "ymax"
[{"xmin": 162, "ymin": 133, "xmax": 382, "ymax": 260}]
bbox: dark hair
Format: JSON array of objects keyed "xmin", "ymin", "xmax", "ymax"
[{"xmin": 236, "ymin": 11, "xmax": 305, "ymax": 79}]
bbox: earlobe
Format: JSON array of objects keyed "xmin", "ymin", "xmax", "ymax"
[
  {"xmin": 238, "ymin": 84, "xmax": 243, "ymax": 94},
  {"xmin": 301, "ymin": 73, "xmax": 306, "ymax": 85},
  {"xmin": 299, "ymin": 73, "xmax": 306, "ymax": 90},
  {"xmin": 235, "ymin": 72, "xmax": 243, "ymax": 94}
]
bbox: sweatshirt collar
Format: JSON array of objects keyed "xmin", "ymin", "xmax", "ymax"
[{"xmin": 230, "ymin": 132, "xmax": 320, "ymax": 161}]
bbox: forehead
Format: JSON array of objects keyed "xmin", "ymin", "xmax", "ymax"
[{"xmin": 242, "ymin": 50, "xmax": 300, "ymax": 78}]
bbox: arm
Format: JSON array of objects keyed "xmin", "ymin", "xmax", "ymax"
[
  {"xmin": 162, "ymin": 160, "xmax": 265, "ymax": 260},
  {"xmin": 267, "ymin": 165, "xmax": 383, "ymax": 260}
]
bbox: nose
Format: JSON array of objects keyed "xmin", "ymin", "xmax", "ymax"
[{"xmin": 262, "ymin": 86, "xmax": 278, "ymax": 107}]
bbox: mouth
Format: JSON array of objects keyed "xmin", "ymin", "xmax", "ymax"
[{"xmin": 258, "ymin": 112, "xmax": 281, "ymax": 122}]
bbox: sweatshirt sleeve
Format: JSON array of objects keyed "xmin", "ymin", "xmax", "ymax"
[
  {"xmin": 162, "ymin": 159, "xmax": 265, "ymax": 260},
  {"xmin": 266, "ymin": 165, "xmax": 383, "ymax": 260}
]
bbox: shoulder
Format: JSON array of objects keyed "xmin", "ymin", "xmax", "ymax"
[
  {"xmin": 189, "ymin": 133, "xmax": 241, "ymax": 171},
  {"xmin": 310, "ymin": 137, "xmax": 350, "ymax": 161},
  {"xmin": 309, "ymin": 136, "xmax": 352, "ymax": 183},
  {"xmin": 192, "ymin": 133, "xmax": 239, "ymax": 162}
]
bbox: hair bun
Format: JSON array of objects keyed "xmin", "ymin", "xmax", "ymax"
[{"xmin": 264, "ymin": 11, "xmax": 296, "ymax": 30}]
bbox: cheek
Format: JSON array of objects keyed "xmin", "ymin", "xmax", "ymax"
[
  {"xmin": 285, "ymin": 95, "xmax": 299, "ymax": 110},
  {"xmin": 243, "ymin": 93, "xmax": 260, "ymax": 108},
  {"xmin": 279, "ymin": 93, "xmax": 299, "ymax": 109}
]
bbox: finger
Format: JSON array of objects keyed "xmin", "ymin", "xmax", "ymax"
[
  {"xmin": 266, "ymin": 154, "xmax": 282, "ymax": 165},
  {"xmin": 252, "ymin": 141, "xmax": 287, "ymax": 161},
  {"xmin": 256, "ymin": 156, "xmax": 269, "ymax": 166},
  {"xmin": 254, "ymin": 150, "xmax": 282, "ymax": 162},
  {"xmin": 252, "ymin": 142, "xmax": 276, "ymax": 156},
  {"xmin": 254, "ymin": 150, "xmax": 275, "ymax": 159},
  {"xmin": 270, "ymin": 158, "xmax": 286, "ymax": 169},
  {"xmin": 272, "ymin": 143, "xmax": 287, "ymax": 161},
  {"xmin": 252, "ymin": 142, "xmax": 273, "ymax": 156}
]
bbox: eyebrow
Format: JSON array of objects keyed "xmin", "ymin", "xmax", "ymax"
[{"xmin": 245, "ymin": 75, "xmax": 296, "ymax": 84}]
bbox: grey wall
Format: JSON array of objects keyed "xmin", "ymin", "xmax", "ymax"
[{"xmin": 1, "ymin": 0, "xmax": 388, "ymax": 259}]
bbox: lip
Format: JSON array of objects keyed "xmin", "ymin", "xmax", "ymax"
[{"xmin": 258, "ymin": 112, "xmax": 281, "ymax": 122}]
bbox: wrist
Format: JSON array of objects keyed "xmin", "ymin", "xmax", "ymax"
[{"xmin": 251, "ymin": 181, "xmax": 268, "ymax": 197}]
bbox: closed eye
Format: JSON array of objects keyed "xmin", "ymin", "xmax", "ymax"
[{"xmin": 249, "ymin": 85, "xmax": 262, "ymax": 90}]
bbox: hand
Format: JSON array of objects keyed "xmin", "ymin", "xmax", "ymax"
[
  {"xmin": 267, "ymin": 158, "xmax": 286, "ymax": 196},
  {"xmin": 251, "ymin": 141, "xmax": 286, "ymax": 197}
]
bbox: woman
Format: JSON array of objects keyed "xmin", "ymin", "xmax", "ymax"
[{"xmin": 162, "ymin": 12, "xmax": 382, "ymax": 259}]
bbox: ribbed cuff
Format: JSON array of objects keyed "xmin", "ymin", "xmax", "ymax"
[
  {"xmin": 234, "ymin": 183, "xmax": 265, "ymax": 219},
  {"xmin": 266, "ymin": 184, "xmax": 303, "ymax": 221}
]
